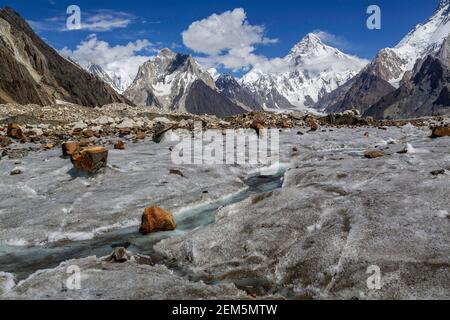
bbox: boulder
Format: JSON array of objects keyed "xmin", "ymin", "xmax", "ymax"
[
  {"xmin": 7, "ymin": 124, "xmax": 25, "ymax": 140},
  {"xmin": 251, "ymin": 120, "xmax": 265, "ymax": 136},
  {"xmin": 83, "ymin": 129, "xmax": 95, "ymax": 138},
  {"xmin": 364, "ymin": 150, "xmax": 384, "ymax": 159},
  {"xmin": 72, "ymin": 121, "xmax": 87, "ymax": 131},
  {"xmin": 430, "ymin": 169, "xmax": 445, "ymax": 176},
  {"xmin": 116, "ymin": 118, "xmax": 135, "ymax": 129},
  {"xmin": 71, "ymin": 146, "xmax": 108, "ymax": 173},
  {"xmin": 136, "ymin": 131, "xmax": 145, "ymax": 140},
  {"xmin": 169, "ymin": 169, "xmax": 184, "ymax": 177},
  {"xmin": 10, "ymin": 168, "xmax": 22, "ymax": 175},
  {"xmin": 308, "ymin": 118, "xmax": 319, "ymax": 131},
  {"xmin": 62, "ymin": 142, "xmax": 80, "ymax": 157},
  {"xmin": 139, "ymin": 206, "xmax": 176, "ymax": 235},
  {"xmin": 0, "ymin": 136, "xmax": 12, "ymax": 147},
  {"xmin": 114, "ymin": 141, "xmax": 125, "ymax": 150},
  {"xmin": 431, "ymin": 126, "xmax": 450, "ymax": 138}
]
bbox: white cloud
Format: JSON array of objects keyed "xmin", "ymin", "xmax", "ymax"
[
  {"xmin": 59, "ymin": 34, "xmax": 154, "ymax": 86},
  {"xmin": 182, "ymin": 8, "xmax": 279, "ymax": 71},
  {"xmin": 313, "ymin": 30, "xmax": 351, "ymax": 50},
  {"xmin": 76, "ymin": 10, "xmax": 135, "ymax": 32}
]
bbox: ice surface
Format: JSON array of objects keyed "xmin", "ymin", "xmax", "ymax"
[{"xmin": 1, "ymin": 125, "xmax": 449, "ymax": 299}]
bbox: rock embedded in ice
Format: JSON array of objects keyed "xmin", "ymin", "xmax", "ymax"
[
  {"xmin": 431, "ymin": 126, "xmax": 450, "ymax": 138},
  {"xmin": 430, "ymin": 169, "xmax": 445, "ymax": 176},
  {"xmin": 71, "ymin": 146, "xmax": 108, "ymax": 173},
  {"xmin": 10, "ymin": 167, "xmax": 22, "ymax": 175},
  {"xmin": 139, "ymin": 206, "xmax": 177, "ymax": 235},
  {"xmin": 364, "ymin": 150, "xmax": 384, "ymax": 159},
  {"xmin": 169, "ymin": 169, "xmax": 184, "ymax": 177},
  {"xmin": 114, "ymin": 140, "xmax": 125, "ymax": 150}
]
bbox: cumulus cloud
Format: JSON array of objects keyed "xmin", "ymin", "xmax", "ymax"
[
  {"xmin": 59, "ymin": 34, "xmax": 155, "ymax": 85},
  {"xmin": 182, "ymin": 8, "xmax": 280, "ymax": 71}
]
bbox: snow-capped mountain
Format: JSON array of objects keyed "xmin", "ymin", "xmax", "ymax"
[
  {"xmin": 87, "ymin": 63, "xmax": 132, "ymax": 94},
  {"xmin": 319, "ymin": 0, "xmax": 450, "ymax": 116},
  {"xmin": 240, "ymin": 33, "xmax": 368, "ymax": 110},
  {"xmin": 124, "ymin": 48, "xmax": 247, "ymax": 117},
  {"xmin": 207, "ymin": 68, "xmax": 221, "ymax": 81},
  {"xmin": 365, "ymin": 34, "xmax": 450, "ymax": 119},
  {"xmin": 378, "ymin": 0, "xmax": 450, "ymax": 86}
]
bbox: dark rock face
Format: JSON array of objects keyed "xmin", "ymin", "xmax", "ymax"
[
  {"xmin": 0, "ymin": 7, "xmax": 130, "ymax": 107},
  {"xmin": 365, "ymin": 55, "xmax": 450, "ymax": 119},
  {"xmin": 215, "ymin": 74, "xmax": 263, "ymax": 111},
  {"xmin": 185, "ymin": 80, "xmax": 247, "ymax": 118},
  {"xmin": 323, "ymin": 70, "xmax": 395, "ymax": 115}
]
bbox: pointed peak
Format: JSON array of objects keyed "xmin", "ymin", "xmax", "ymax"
[
  {"xmin": 287, "ymin": 33, "xmax": 329, "ymax": 59},
  {"xmin": 302, "ymin": 33, "xmax": 323, "ymax": 44},
  {"xmin": 157, "ymin": 48, "xmax": 176, "ymax": 58}
]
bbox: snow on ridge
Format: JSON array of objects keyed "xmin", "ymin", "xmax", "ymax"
[{"xmin": 240, "ymin": 33, "xmax": 368, "ymax": 110}]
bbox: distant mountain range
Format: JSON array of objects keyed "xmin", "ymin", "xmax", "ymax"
[
  {"xmin": 2, "ymin": 2, "xmax": 450, "ymax": 120},
  {"xmin": 0, "ymin": 7, "xmax": 129, "ymax": 107}
]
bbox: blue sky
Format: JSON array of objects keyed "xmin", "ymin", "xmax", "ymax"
[{"xmin": 1, "ymin": 0, "xmax": 441, "ymax": 76}]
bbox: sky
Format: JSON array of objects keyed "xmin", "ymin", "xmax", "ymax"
[{"xmin": 1, "ymin": 0, "xmax": 442, "ymax": 78}]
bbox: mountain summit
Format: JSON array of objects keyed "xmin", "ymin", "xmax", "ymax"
[
  {"xmin": 124, "ymin": 48, "xmax": 247, "ymax": 117},
  {"xmin": 240, "ymin": 33, "xmax": 368, "ymax": 110}
]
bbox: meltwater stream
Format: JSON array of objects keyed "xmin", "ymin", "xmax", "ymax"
[{"xmin": 0, "ymin": 170, "xmax": 286, "ymax": 280}]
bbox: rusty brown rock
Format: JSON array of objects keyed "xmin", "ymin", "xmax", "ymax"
[
  {"xmin": 364, "ymin": 150, "xmax": 384, "ymax": 159},
  {"xmin": 7, "ymin": 124, "xmax": 25, "ymax": 140},
  {"xmin": 62, "ymin": 142, "xmax": 80, "ymax": 157},
  {"xmin": 136, "ymin": 130, "xmax": 145, "ymax": 140},
  {"xmin": 83, "ymin": 129, "xmax": 95, "ymax": 138},
  {"xmin": 114, "ymin": 140, "xmax": 125, "ymax": 150},
  {"xmin": 431, "ymin": 126, "xmax": 450, "ymax": 138},
  {"xmin": 71, "ymin": 146, "xmax": 108, "ymax": 173},
  {"xmin": 0, "ymin": 136, "xmax": 12, "ymax": 147},
  {"xmin": 139, "ymin": 206, "xmax": 176, "ymax": 235}
]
